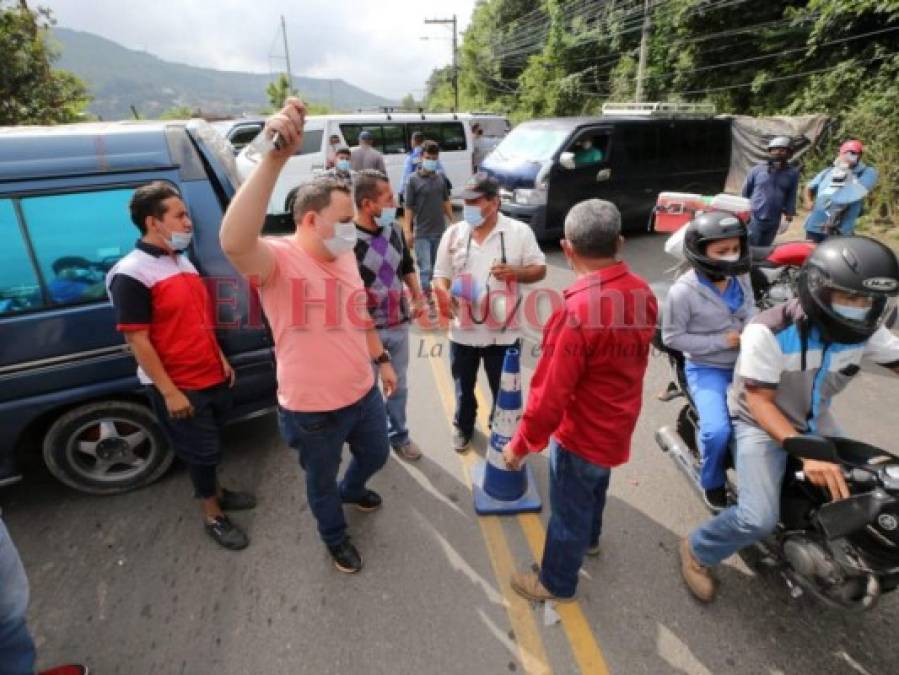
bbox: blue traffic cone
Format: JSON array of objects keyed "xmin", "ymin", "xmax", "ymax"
[{"xmin": 472, "ymin": 347, "xmax": 542, "ymax": 515}]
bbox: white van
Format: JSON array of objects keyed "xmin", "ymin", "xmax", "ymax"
[{"xmin": 235, "ymin": 112, "xmax": 509, "ymax": 213}]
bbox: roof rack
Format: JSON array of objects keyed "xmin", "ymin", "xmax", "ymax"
[{"xmin": 601, "ymin": 102, "xmax": 716, "ymax": 118}]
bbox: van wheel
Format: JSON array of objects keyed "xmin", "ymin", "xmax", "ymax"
[{"xmin": 42, "ymin": 401, "xmax": 173, "ymax": 495}]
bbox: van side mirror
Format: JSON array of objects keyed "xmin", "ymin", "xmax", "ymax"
[
  {"xmin": 559, "ymin": 152, "xmax": 576, "ymax": 170},
  {"xmin": 783, "ymin": 435, "xmax": 839, "ymax": 463}
]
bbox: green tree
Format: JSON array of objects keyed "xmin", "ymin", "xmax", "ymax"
[
  {"xmin": 400, "ymin": 93, "xmax": 418, "ymax": 110},
  {"xmin": 266, "ymin": 72, "xmax": 296, "ymax": 110},
  {"xmin": 0, "ymin": 0, "xmax": 91, "ymax": 125}
]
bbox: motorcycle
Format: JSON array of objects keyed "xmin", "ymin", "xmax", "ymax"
[
  {"xmin": 749, "ymin": 241, "xmax": 816, "ymax": 310},
  {"xmin": 653, "ymin": 243, "xmax": 899, "ymax": 610}
]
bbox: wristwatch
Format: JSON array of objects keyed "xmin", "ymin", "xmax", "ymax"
[{"xmin": 374, "ymin": 350, "xmax": 391, "ymax": 365}]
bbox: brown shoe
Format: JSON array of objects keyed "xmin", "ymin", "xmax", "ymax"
[
  {"xmin": 510, "ymin": 570, "xmax": 575, "ymax": 603},
  {"xmin": 393, "ymin": 440, "xmax": 422, "ymax": 461},
  {"xmin": 680, "ymin": 538, "xmax": 717, "ymax": 602}
]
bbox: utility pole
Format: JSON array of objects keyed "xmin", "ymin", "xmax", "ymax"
[
  {"xmin": 635, "ymin": 0, "xmax": 651, "ymax": 103},
  {"xmin": 424, "ymin": 15, "xmax": 458, "ymax": 111},
  {"xmin": 281, "ymin": 15, "xmax": 294, "ymax": 94}
]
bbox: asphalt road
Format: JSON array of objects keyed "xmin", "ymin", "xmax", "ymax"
[{"xmin": 3, "ymin": 230, "xmax": 898, "ymax": 675}]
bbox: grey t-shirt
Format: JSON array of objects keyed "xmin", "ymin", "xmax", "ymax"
[
  {"xmin": 405, "ymin": 171, "xmax": 450, "ymax": 238},
  {"xmin": 351, "ymin": 144, "xmax": 387, "ymax": 173}
]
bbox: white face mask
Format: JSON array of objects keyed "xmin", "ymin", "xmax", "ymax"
[
  {"xmin": 831, "ymin": 303, "xmax": 869, "ymax": 322},
  {"xmin": 318, "ymin": 218, "xmax": 357, "ymax": 257},
  {"xmin": 714, "ymin": 252, "xmax": 740, "ymax": 263}
]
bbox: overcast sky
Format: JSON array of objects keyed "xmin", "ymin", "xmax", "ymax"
[{"xmin": 42, "ymin": 0, "xmax": 478, "ymax": 99}]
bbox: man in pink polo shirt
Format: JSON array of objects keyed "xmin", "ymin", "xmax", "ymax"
[{"xmin": 220, "ymin": 99, "xmax": 397, "ymax": 574}]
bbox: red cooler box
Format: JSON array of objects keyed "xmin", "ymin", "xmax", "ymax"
[{"xmin": 654, "ymin": 192, "xmax": 703, "ymax": 232}]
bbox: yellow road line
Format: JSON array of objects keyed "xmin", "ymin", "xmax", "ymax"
[
  {"xmin": 473, "ymin": 382, "xmax": 611, "ymax": 675},
  {"xmin": 423, "ymin": 333, "xmax": 552, "ymax": 675}
]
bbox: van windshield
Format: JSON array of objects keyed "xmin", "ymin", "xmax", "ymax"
[{"xmin": 492, "ymin": 125, "xmax": 570, "ymax": 162}]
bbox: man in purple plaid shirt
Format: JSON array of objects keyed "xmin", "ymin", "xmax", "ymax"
[{"xmin": 352, "ymin": 170, "xmax": 427, "ymax": 460}]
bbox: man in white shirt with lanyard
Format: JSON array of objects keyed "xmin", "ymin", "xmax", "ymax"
[{"xmin": 433, "ymin": 173, "xmax": 547, "ymax": 451}]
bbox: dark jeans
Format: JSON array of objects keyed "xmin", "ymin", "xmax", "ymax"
[
  {"xmin": 748, "ymin": 217, "xmax": 778, "ymax": 247},
  {"xmin": 278, "ymin": 385, "xmax": 390, "ymax": 546},
  {"xmin": 539, "ymin": 439, "xmax": 612, "ymax": 598},
  {"xmin": 148, "ymin": 382, "xmax": 232, "ymax": 498},
  {"xmin": 449, "ymin": 341, "xmax": 509, "ymax": 436},
  {"xmin": 805, "ymin": 230, "xmax": 827, "ymax": 243}
]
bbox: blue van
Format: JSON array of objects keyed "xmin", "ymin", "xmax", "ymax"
[
  {"xmin": 0, "ymin": 121, "xmax": 277, "ymax": 494},
  {"xmin": 480, "ymin": 108, "xmax": 732, "ymax": 238}
]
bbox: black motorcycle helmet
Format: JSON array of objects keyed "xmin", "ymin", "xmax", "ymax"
[
  {"xmin": 798, "ymin": 236, "xmax": 899, "ymax": 344},
  {"xmin": 683, "ymin": 211, "xmax": 751, "ymax": 279}
]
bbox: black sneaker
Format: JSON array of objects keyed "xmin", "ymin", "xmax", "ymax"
[
  {"xmin": 328, "ymin": 539, "xmax": 363, "ymax": 573},
  {"xmin": 219, "ymin": 488, "xmax": 257, "ymax": 511},
  {"xmin": 452, "ymin": 428, "xmax": 471, "ymax": 453},
  {"xmin": 342, "ymin": 489, "xmax": 382, "ymax": 512},
  {"xmin": 204, "ymin": 515, "xmax": 249, "ymax": 550},
  {"xmin": 703, "ymin": 487, "xmax": 728, "ymax": 512}
]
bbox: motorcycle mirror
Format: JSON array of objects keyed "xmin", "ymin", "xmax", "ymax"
[{"xmin": 783, "ymin": 435, "xmax": 840, "ymax": 463}]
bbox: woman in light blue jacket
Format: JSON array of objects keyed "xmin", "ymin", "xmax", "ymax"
[{"xmin": 662, "ymin": 212, "xmax": 756, "ymax": 510}]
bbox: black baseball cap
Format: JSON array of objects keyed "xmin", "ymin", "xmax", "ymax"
[{"xmin": 455, "ymin": 172, "xmax": 500, "ymax": 200}]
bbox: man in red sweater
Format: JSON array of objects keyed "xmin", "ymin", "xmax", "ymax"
[{"xmin": 503, "ymin": 199, "xmax": 657, "ymax": 602}]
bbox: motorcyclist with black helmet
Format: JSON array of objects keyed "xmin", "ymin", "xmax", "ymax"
[
  {"xmin": 742, "ymin": 136, "xmax": 800, "ymax": 247},
  {"xmin": 680, "ymin": 235, "xmax": 899, "ymax": 603},
  {"xmin": 662, "ymin": 212, "xmax": 757, "ymax": 510}
]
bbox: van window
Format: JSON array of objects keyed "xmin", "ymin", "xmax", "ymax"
[
  {"xmin": 339, "ymin": 124, "xmax": 408, "ymax": 155},
  {"xmin": 229, "ymin": 124, "xmax": 263, "ymax": 150},
  {"xmin": 407, "ymin": 122, "xmax": 467, "ymax": 152},
  {"xmin": 0, "ymin": 200, "xmax": 44, "ymax": 316},
  {"xmin": 298, "ymin": 129, "xmax": 324, "ymax": 156},
  {"xmin": 20, "ymin": 188, "xmax": 138, "ymax": 308},
  {"xmin": 565, "ymin": 131, "xmax": 611, "ymax": 167},
  {"xmin": 492, "ymin": 125, "xmax": 569, "ymax": 162}
]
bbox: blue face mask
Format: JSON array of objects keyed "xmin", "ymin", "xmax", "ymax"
[
  {"xmin": 336, "ymin": 159, "xmax": 351, "ymax": 172},
  {"xmin": 161, "ymin": 228, "xmax": 192, "ymax": 251},
  {"xmin": 422, "ymin": 158, "xmax": 438, "ymax": 172},
  {"xmin": 375, "ymin": 206, "xmax": 397, "ymax": 228},
  {"xmin": 831, "ymin": 303, "xmax": 869, "ymax": 322},
  {"xmin": 463, "ymin": 204, "xmax": 485, "ymax": 228}
]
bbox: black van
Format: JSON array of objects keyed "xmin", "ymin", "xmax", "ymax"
[
  {"xmin": 480, "ymin": 106, "xmax": 732, "ymax": 238},
  {"xmin": 0, "ymin": 120, "xmax": 277, "ymax": 494}
]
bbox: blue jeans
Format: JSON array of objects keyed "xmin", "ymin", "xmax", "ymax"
[
  {"xmin": 689, "ymin": 420, "xmax": 786, "ymax": 566},
  {"xmin": 805, "ymin": 230, "xmax": 827, "ymax": 243},
  {"xmin": 278, "ymin": 386, "xmax": 390, "ymax": 546},
  {"xmin": 539, "ymin": 439, "xmax": 612, "ymax": 598},
  {"xmin": 684, "ymin": 362, "xmax": 734, "ymax": 490},
  {"xmin": 748, "ymin": 217, "xmax": 778, "ymax": 247},
  {"xmin": 449, "ymin": 341, "xmax": 507, "ymax": 436},
  {"xmin": 375, "ymin": 325, "xmax": 410, "ymax": 448},
  {"xmin": 0, "ymin": 517, "xmax": 36, "ymax": 675},
  {"xmin": 414, "ymin": 236, "xmax": 441, "ymax": 291}
]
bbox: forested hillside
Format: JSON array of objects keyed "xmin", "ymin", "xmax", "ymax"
[{"xmin": 426, "ymin": 0, "xmax": 898, "ymax": 228}]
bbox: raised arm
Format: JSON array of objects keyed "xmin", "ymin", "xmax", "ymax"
[{"xmin": 220, "ymin": 99, "xmax": 307, "ymax": 284}]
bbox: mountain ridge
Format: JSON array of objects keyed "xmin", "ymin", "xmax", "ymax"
[{"xmin": 50, "ymin": 27, "xmax": 394, "ymax": 120}]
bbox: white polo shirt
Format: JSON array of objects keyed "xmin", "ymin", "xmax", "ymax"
[{"xmin": 433, "ymin": 213, "xmax": 546, "ymax": 347}]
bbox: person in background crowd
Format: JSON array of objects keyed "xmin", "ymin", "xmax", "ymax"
[
  {"xmin": 803, "ymin": 139, "xmax": 879, "ymax": 242},
  {"xmin": 220, "ymin": 99, "xmax": 396, "ymax": 575},
  {"xmin": 401, "ymin": 131, "xmax": 445, "ymax": 199},
  {"xmin": 351, "ymin": 130, "xmax": 387, "ymax": 174},
  {"xmin": 470, "ymin": 123, "xmax": 487, "ymax": 173},
  {"xmin": 107, "ymin": 182, "xmax": 255, "ymax": 551},
  {"xmin": 1, "ymin": 515, "xmax": 89, "ymax": 674},
  {"xmin": 502, "ymin": 199, "xmax": 657, "ymax": 602},
  {"xmin": 326, "ymin": 134, "xmax": 342, "ymax": 169},
  {"xmin": 352, "ymin": 170, "xmax": 426, "ymax": 461},
  {"xmin": 327, "ymin": 147, "xmax": 354, "ymax": 184},
  {"xmin": 404, "ymin": 141, "xmax": 454, "ymax": 309},
  {"xmin": 573, "ymin": 138, "xmax": 603, "ymax": 166},
  {"xmin": 741, "ymin": 136, "xmax": 799, "ymax": 246},
  {"xmin": 432, "ymin": 173, "xmax": 546, "ymax": 452}
]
